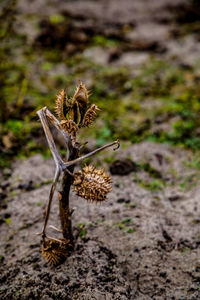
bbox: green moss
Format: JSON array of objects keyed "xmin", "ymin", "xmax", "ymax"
[
  {"xmin": 180, "ymin": 247, "xmax": 191, "ymax": 254},
  {"xmin": 179, "ymin": 174, "xmax": 199, "ymax": 190},
  {"xmin": 41, "ymin": 61, "xmax": 53, "ymax": 71},
  {"xmin": 127, "ymin": 228, "xmax": 135, "ymax": 234},
  {"xmin": 103, "ymin": 156, "xmax": 116, "ymax": 164},
  {"xmin": 133, "ymin": 173, "xmax": 165, "ymax": 191},
  {"xmin": 117, "ymin": 223, "xmax": 126, "ymax": 231},
  {"xmin": 140, "ymin": 179, "xmax": 164, "ymax": 191},
  {"xmin": 78, "ymin": 224, "xmax": 88, "ymax": 239},
  {"xmin": 137, "ymin": 162, "xmax": 162, "ymax": 179},
  {"xmin": 9, "ymin": 191, "xmax": 17, "ymax": 197},
  {"xmin": 148, "ymin": 180, "xmax": 164, "ymax": 191},
  {"xmin": 115, "ymin": 218, "xmax": 134, "ymax": 232},
  {"xmin": 125, "ymin": 202, "xmax": 137, "ymax": 209},
  {"xmin": 183, "ymin": 154, "xmax": 200, "ymax": 169},
  {"xmin": 92, "ymin": 35, "xmax": 120, "ymax": 47},
  {"xmin": 49, "ymin": 14, "xmax": 65, "ymax": 25},
  {"xmin": 4, "ymin": 218, "xmax": 12, "ymax": 226},
  {"xmin": 4, "ymin": 120, "xmax": 31, "ymax": 136},
  {"xmin": 121, "ymin": 218, "xmax": 132, "ymax": 225}
]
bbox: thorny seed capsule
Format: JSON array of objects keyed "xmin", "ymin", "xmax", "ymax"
[
  {"xmin": 82, "ymin": 104, "xmax": 100, "ymax": 127},
  {"xmin": 73, "ymin": 165, "xmax": 112, "ymax": 202},
  {"xmin": 54, "ymin": 81, "xmax": 99, "ymax": 134},
  {"xmin": 41, "ymin": 238, "xmax": 70, "ymax": 266},
  {"xmin": 55, "ymin": 89, "xmax": 68, "ymax": 120}
]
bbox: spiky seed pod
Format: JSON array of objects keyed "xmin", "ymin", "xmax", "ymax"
[
  {"xmin": 73, "ymin": 81, "xmax": 90, "ymax": 123},
  {"xmin": 41, "ymin": 238, "xmax": 69, "ymax": 266},
  {"xmin": 73, "ymin": 81, "xmax": 89, "ymax": 106},
  {"xmin": 55, "ymin": 82, "xmax": 98, "ymax": 129},
  {"xmin": 55, "ymin": 89, "xmax": 68, "ymax": 120},
  {"xmin": 59, "ymin": 120, "xmax": 78, "ymax": 138},
  {"xmin": 73, "ymin": 165, "xmax": 112, "ymax": 202},
  {"xmin": 82, "ymin": 104, "xmax": 100, "ymax": 127}
]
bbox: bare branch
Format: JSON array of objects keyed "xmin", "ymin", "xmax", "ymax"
[
  {"xmin": 49, "ymin": 225, "xmax": 63, "ymax": 233},
  {"xmin": 62, "ymin": 140, "xmax": 120, "ymax": 170},
  {"xmin": 45, "ymin": 108, "xmax": 74, "ymax": 159},
  {"xmin": 37, "ymin": 108, "xmax": 63, "ymax": 166},
  {"xmin": 42, "ymin": 166, "xmax": 61, "ymax": 237}
]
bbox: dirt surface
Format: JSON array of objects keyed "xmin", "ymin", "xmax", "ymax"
[
  {"xmin": 1, "ymin": 0, "xmax": 200, "ymax": 299},
  {"xmin": 1, "ymin": 142, "xmax": 200, "ymax": 299},
  {"xmin": 16, "ymin": 0, "xmax": 200, "ymax": 68}
]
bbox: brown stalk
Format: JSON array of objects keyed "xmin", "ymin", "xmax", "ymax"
[{"xmin": 58, "ymin": 148, "xmax": 78, "ymax": 244}]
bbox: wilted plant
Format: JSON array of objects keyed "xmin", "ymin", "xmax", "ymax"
[{"xmin": 37, "ymin": 81, "xmax": 119, "ymax": 265}]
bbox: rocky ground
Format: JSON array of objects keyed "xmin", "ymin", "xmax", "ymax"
[{"xmin": 1, "ymin": 0, "xmax": 200, "ymax": 299}]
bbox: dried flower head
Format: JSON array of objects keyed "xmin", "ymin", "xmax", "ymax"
[
  {"xmin": 73, "ymin": 165, "xmax": 112, "ymax": 202},
  {"xmin": 41, "ymin": 238, "xmax": 70, "ymax": 266}
]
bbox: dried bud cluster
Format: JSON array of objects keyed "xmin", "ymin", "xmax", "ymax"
[
  {"xmin": 55, "ymin": 81, "xmax": 99, "ymax": 138},
  {"xmin": 73, "ymin": 165, "xmax": 112, "ymax": 202},
  {"xmin": 41, "ymin": 238, "xmax": 70, "ymax": 266}
]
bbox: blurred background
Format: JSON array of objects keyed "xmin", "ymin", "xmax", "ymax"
[{"xmin": 1, "ymin": 0, "xmax": 200, "ymax": 168}]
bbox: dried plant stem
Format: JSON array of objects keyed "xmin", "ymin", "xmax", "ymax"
[
  {"xmin": 37, "ymin": 108, "xmax": 63, "ymax": 166},
  {"xmin": 58, "ymin": 148, "xmax": 78, "ymax": 244},
  {"xmin": 59, "ymin": 170, "xmax": 74, "ymax": 242},
  {"xmin": 62, "ymin": 140, "xmax": 120, "ymax": 170},
  {"xmin": 42, "ymin": 167, "xmax": 61, "ymax": 238}
]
